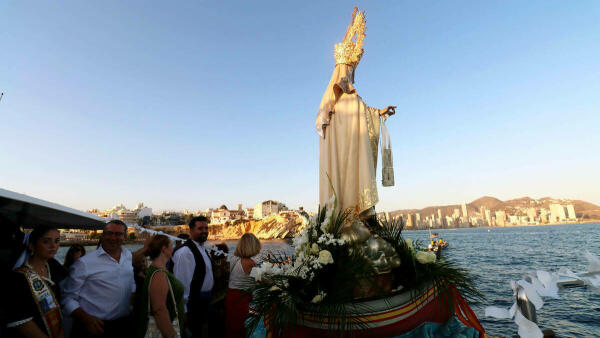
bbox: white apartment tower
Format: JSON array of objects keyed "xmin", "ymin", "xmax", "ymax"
[
  {"xmin": 484, "ymin": 209, "xmax": 492, "ymax": 226},
  {"xmin": 549, "ymin": 204, "xmax": 567, "ymax": 222},
  {"xmin": 495, "ymin": 210, "xmax": 506, "ymax": 226},
  {"xmin": 566, "ymin": 205, "xmax": 576, "ymax": 220},
  {"xmin": 527, "ymin": 208, "xmax": 537, "ymax": 223}
]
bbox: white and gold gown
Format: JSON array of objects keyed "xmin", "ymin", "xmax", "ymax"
[{"xmin": 316, "ymin": 64, "xmax": 381, "ymax": 217}]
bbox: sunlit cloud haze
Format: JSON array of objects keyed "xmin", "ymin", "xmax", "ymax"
[{"xmin": 1, "ymin": 1, "xmax": 599, "ymax": 212}]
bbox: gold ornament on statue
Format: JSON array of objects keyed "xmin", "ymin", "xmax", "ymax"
[
  {"xmin": 340, "ymin": 220, "xmax": 371, "ymax": 244},
  {"xmin": 372, "ymin": 252, "xmax": 391, "ymax": 274},
  {"xmin": 334, "ymin": 7, "xmax": 366, "ymax": 67}
]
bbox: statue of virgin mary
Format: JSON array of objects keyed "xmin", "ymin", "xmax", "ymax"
[{"xmin": 316, "ymin": 8, "xmax": 395, "ymax": 220}]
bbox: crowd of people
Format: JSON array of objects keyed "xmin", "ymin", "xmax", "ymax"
[{"xmin": 3, "ymin": 216, "xmax": 262, "ymax": 338}]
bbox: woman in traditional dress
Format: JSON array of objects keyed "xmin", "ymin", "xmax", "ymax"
[
  {"xmin": 316, "ymin": 8, "xmax": 395, "ymax": 222},
  {"xmin": 224, "ymin": 233, "xmax": 261, "ymax": 338},
  {"xmin": 136, "ymin": 235, "xmax": 184, "ymax": 338},
  {"xmin": 7, "ymin": 224, "xmax": 68, "ymax": 338}
]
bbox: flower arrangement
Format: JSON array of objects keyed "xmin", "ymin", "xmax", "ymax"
[{"xmin": 243, "ymin": 200, "xmax": 483, "ymax": 335}]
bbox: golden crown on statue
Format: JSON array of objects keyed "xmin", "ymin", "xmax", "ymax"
[{"xmin": 334, "ymin": 7, "xmax": 366, "ymax": 66}]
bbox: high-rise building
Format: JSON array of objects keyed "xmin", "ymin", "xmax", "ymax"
[
  {"xmin": 527, "ymin": 208, "xmax": 537, "ymax": 223},
  {"xmin": 566, "ymin": 205, "xmax": 576, "ymax": 220},
  {"xmin": 406, "ymin": 213, "xmax": 416, "ymax": 227},
  {"xmin": 484, "ymin": 209, "xmax": 491, "ymax": 226},
  {"xmin": 415, "ymin": 213, "xmax": 422, "ymax": 228},
  {"xmin": 549, "ymin": 204, "xmax": 567, "ymax": 223},
  {"xmin": 453, "ymin": 209, "xmax": 461, "ymax": 219},
  {"xmin": 495, "ymin": 210, "xmax": 506, "ymax": 226},
  {"xmin": 461, "ymin": 203, "xmax": 468, "ymax": 218},
  {"xmin": 405, "ymin": 213, "xmax": 412, "ymax": 227}
]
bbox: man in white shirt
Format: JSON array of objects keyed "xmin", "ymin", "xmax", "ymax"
[
  {"xmin": 172, "ymin": 216, "xmax": 214, "ymax": 337},
  {"xmin": 61, "ymin": 220, "xmax": 135, "ymax": 338}
]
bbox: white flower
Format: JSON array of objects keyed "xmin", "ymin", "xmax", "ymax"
[
  {"xmin": 404, "ymin": 238, "xmax": 413, "ymax": 249},
  {"xmin": 320, "ymin": 218, "xmax": 330, "ymax": 233},
  {"xmin": 293, "ymin": 229, "xmax": 310, "ymax": 252},
  {"xmin": 326, "ymin": 195, "xmax": 335, "ymax": 208},
  {"xmin": 311, "ymin": 243, "xmax": 320, "ymax": 254},
  {"xmin": 250, "ymin": 266, "xmax": 265, "ymax": 281},
  {"xmin": 311, "ymin": 291, "xmax": 327, "ymax": 303},
  {"xmin": 325, "ymin": 207, "xmax": 333, "ymax": 219},
  {"xmin": 318, "ymin": 250, "xmax": 334, "ymax": 265},
  {"xmin": 269, "ymin": 285, "xmax": 281, "ymax": 292},
  {"xmin": 415, "ymin": 251, "xmax": 436, "ymax": 264},
  {"xmin": 317, "ymin": 233, "xmax": 346, "ymax": 246}
]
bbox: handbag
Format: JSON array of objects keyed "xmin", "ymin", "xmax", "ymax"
[
  {"xmin": 381, "ymin": 118, "xmax": 394, "ymax": 187},
  {"xmin": 145, "ymin": 269, "xmax": 181, "ymax": 338}
]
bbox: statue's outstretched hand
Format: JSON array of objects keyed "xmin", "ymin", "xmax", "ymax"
[{"xmin": 381, "ymin": 106, "xmax": 396, "ymax": 117}]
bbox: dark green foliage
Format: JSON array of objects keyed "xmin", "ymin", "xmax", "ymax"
[{"xmin": 375, "ymin": 216, "xmax": 484, "ymax": 311}]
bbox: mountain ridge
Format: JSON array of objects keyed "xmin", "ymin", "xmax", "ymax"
[{"xmin": 389, "ymin": 196, "xmax": 600, "ymax": 220}]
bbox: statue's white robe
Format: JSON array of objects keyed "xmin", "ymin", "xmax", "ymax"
[{"xmin": 319, "ymin": 92, "xmax": 380, "ymax": 215}]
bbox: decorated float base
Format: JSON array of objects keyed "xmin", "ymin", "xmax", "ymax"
[{"xmin": 262, "ymin": 285, "xmax": 485, "ymax": 337}]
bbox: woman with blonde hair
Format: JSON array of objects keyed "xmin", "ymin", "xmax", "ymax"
[{"xmin": 225, "ymin": 233, "xmax": 261, "ymax": 338}]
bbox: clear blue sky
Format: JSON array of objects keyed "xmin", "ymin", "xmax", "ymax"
[{"xmin": 1, "ymin": 1, "xmax": 599, "ymax": 212}]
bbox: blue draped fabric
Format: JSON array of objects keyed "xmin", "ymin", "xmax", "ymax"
[
  {"xmin": 249, "ymin": 316, "xmax": 479, "ymax": 338},
  {"xmin": 394, "ymin": 317, "xmax": 480, "ymax": 338}
]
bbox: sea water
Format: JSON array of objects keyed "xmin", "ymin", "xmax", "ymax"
[{"xmin": 56, "ymin": 223, "xmax": 600, "ymax": 336}]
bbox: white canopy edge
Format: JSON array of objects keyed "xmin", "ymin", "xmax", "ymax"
[{"xmin": 0, "ymin": 188, "xmax": 106, "ymax": 223}]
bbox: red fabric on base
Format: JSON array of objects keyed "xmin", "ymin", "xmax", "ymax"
[
  {"xmin": 266, "ymin": 286, "xmax": 485, "ymax": 338},
  {"xmin": 225, "ymin": 288, "xmax": 252, "ymax": 338},
  {"xmin": 452, "ymin": 287, "xmax": 485, "ymax": 337}
]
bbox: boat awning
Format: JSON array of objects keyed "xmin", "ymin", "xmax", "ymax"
[{"xmin": 0, "ymin": 188, "xmax": 106, "ymax": 230}]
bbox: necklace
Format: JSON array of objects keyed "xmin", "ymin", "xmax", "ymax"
[{"xmin": 28, "ymin": 260, "xmax": 49, "ymax": 277}]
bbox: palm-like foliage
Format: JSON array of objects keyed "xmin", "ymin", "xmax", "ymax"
[{"xmin": 374, "ymin": 216, "xmax": 484, "ymax": 312}]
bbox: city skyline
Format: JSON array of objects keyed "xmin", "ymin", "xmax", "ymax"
[
  {"xmin": 2, "ymin": 1, "xmax": 599, "ymax": 212},
  {"xmin": 86, "ymin": 194, "xmax": 600, "ymax": 217},
  {"xmin": 80, "ymin": 193, "xmax": 596, "ymax": 232}
]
